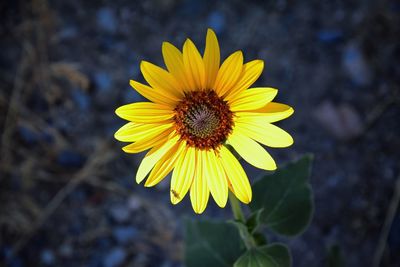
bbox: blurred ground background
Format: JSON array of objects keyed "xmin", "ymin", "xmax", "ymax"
[{"xmin": 1, "ymin": 0, "xmax": 400, "ymax": 266}]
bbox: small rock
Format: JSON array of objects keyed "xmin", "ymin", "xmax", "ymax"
[
  {"xmin": 58, "ymin": 243, "xmax": 73, "ymax": 258},
  {"xmin": 58, "ymin": 26, "xmax": 78, "ymax": 40},
  {"xmin": 160, "ymin": 262, "xmax": 173, "ymax": 267},
  {"xmin": 7, "ymin": 257, "xmax": 23, "ymax": 267},
  {"xmin": 94, "ymin": 72, "xmax": 112, "ymax": 92},
  {"xmin": 388, "ymin": 214, "xmax": 400, "ymax": 250},
  {"xmin": 71, "ymin": 89, "xmax": 90, "ymax": 110},
  {"xmin": 18, "ymin": 125, "xmax": 53, "ymax": 145},
  {"xmin": 28, "ymin": 92, "xmax": 49, "ymax": 112},
  {"xmin": 88, "ymin": 252, "xmax": 102, "ymax": 267},
  {"xmin": 351, "ymin": 197, "xmax": 368, "ymax": 210},
  {"xmin": 109, "ymin": 204, "xmax": 130, "ymax": 223},
  {"xmin": 2, "ymin": 246, "xmax": 12, "ymax": 260},
  {"xmin": 96, "ymin": 237, "xmax": 112, "ymax": 249},
  {"xmin": 313, "ymin": 101, "xmax": 364, "ymax": 140},
  {"xmin": 103, "ymin": 247, "xmax": 127, "ymax": 267},
  {"xmin": 69, "ymin": 219, "xmax": 83, "ymax": 236},
  {"xmin": 342, "ymin": 44, "xmax": 372, "ymax": 86},
  {"xmin": 127, "ymin": 195, "xmax": 142, "ymax": 211},
  {"xmin": 317, "ymin": 29, "xmax": 343, "ymax": 43},
  {"xmin": 3, "ymin": 247, "xmax": 24, "ymax": 267},
  {"xmin": 57, "ymin": 149, "xmax": 86, "ymax": 168},
  {"xmin": 338, "ymin": 104, "xmax": 364, "ymax": 136},
  {"xmin": 112, "ymin": 226, "xmax": 138, "ymax": 244},
  {"xmin": 41, "ymin": 130, "xmax": 54, "ymax": 144},
  {"xmin": 97, "ymin": 7, "xmax": 117, "ymax": 33},
  {"xmin": 326, "ymin": 175, "xmax": 343, "ymax": 188},
  {"xmin": 41, "ymin": 249, "xmax": 55, "ymax": 265},
  {"xmin": 18, "ymin": 126, "xmax": 38, "ymax": 145},
  {"xmin": 179, "ymin": 0, "xmax": 207, "ymax": 16},
  {"xmin": 132, "ymin": 253, "xmax": 148, "ymax": 266},
  {"xmin": 71, "ymin": 189, "xmax": 87, "ymax": 202}
]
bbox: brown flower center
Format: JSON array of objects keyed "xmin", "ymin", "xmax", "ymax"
[{"xmin": 174, "ymin": 90, "xmax": 234, "ymax": 150}]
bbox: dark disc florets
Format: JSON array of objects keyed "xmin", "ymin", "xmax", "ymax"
[{"xmin": 174, "ymin": 90, "xmax": 234, "ymax": 150}]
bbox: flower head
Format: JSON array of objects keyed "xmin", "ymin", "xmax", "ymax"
[{"xmin": 115, "ymin": 29, "xmax": 294, "ymax": 214}]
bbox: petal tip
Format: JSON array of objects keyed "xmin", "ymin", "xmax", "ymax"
[
  {"xmin": 288, "ymin": 135, "xmax": 294, "ymax": 146},
  {"xmin": 144, "ymin": 180, "xmax": 155, "ymax": 187},
  {"xmin": 114, "ymin": 131, "xmax": 123, "ymax": 142},
  {"xmin": 115, "ymin": 107, "xmax": 123, "ymax": 118},
  {"xmin": 161, "ymin": 41, "xmax": 172, "ymax": 51},
  {"xmin": 113, "ymin": 131, "xmax": 119, "ymax": 140},
  {"xmin": 170, "ymin": 198, "xmax": 179, "ymax": 205},
  {"xmin": 215, "ymin": 198, "xmax": 228, "ymax": 208},
  {"xmin": 242, "ymin": 198, "xmax": 251, "ymax": 204},
  {"xmin": 140, "ymin": 60, "xmax": 150, "ymax": 70},
  {"xmin": 206, "ymin": 28, "xmax": 216, "ymax": 36},
  {"xmin": 267, "ymin": 164, "xmax": 277, "ymax": 171},
  {"xmin": 258, "ymin": 60, "xmax": 265, "ymax": 72},
  {"xmin": 288, "ymin": 107, "xmax": 295, "ymax": 117},
  {"xmin": 193, "ymin": 208, "xmax": 205, "ymax": 214},
  {"xmin": 136, "ymin": 168, "xmax": 147, "ymax": 184},
  {"xmin": 183, "ymin": 38, "xmax": 193, "ymax": 46}
]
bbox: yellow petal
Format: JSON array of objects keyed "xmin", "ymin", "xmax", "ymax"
[
  {"xmin": 237, "ymin": 102, "xmax": 294, "ymax": 123},
  {"xmin": 122, "ymin": 128, "xmax": 173, "ymax": 153},
  {"xmin": 225, "ymin": 60, "xmax": 264, "ymax": 100},
  {"xmin": 235, "ymin": 121, "xmax": 293, "ymax": 148},
  {"xmin": 205, "ymin": 150, "xmax": 228, "ymax": 208},
  {"xmin": 140, "ymin": 61, "xmax": 183, "ymax": 97},
  {"xmin": 219, "ymin": 146, "xmax": 252, "ymax": 203},
  {"xmin": 162, "ymin": 42, "xmax": 192, "ymax": 90},
  {"xmin": 129, "ymin": 80, "xmax": 178, "ymax": 106},
  {"xmin": 170, "ymin": 146, "xmax": 196, "ymax": 204},
  {"xmin": 228, "ymin": 131, "xmax": 277, "ymax": 170},
  {"xmin": 115, "ymin": 102, "xmax": 173, "ymax": 123},
  {"xmin": 115, "ymin": 122, "xmax": 173, "ymax": 142},
  {"xmin": 190, "ymin": 149, "xmax": 209, "ymax": 214},
  {"xmin": 136, "ymin": 134, "xmax": 179, "ymax": 184},
  {"xmin": 183, "ymin": 39, "xmax": 206, "ymax": 90},
  {"xmin": 144, "ymin": 141, "xmax": 186, "ymax": 187},
  {"xmin": 214, "ymin": 51, "xmax": 243, "ymax": 97},
  {"xmin": 229, "ymin": 87, "xmax": 277, "ymax": 112},
  {"xmin": 203, "ymin": 29, "xmax": 220, "ymax": 89}
]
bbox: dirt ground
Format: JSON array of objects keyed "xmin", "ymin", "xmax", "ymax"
[{"xmin": 1, "ymin": 0, "xmax": 400, "ymax": 266}]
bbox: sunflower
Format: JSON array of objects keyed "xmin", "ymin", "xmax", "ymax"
[{"xmin": 115, "ymin": 29, "xmax": 293, "ymax": 214}]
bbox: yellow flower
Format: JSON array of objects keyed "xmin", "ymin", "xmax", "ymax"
[{"xmin": 115, "ymin": 29, "xmax": 294, "ymax": 214}]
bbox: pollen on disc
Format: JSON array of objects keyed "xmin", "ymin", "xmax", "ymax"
[{"xmin": 174, "ymin": 90, "xmax": 233, "ymax": 150}]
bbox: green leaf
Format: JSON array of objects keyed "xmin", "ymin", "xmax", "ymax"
[
  {"xmin": 234, "ymin": 248, "xmax": 278, "ymax": 267},
  {"xmin": 234, "ymin": 244, "xmax": 291, "ymax": 267},
  {"xmin": 250, "ymin": 154, "xmax": 314, "ymax": 236},
  {"xmin": 259, "ymin": 244, "xmax": 291, "ymax": 267},
  {"xmin": 185, "ymin": 218, "xmax": 246, "ymax": 267},
  {"xmin": 229, "ymin": 220, "xmax": 257, "ymax": 249},
  {"xmin": 246, "ymin": 209, "xmax": 264, "ymax": 234},
  {"xmin": 327, "ymin": 244, "xmax": 344, "ymax": 267},
  {"xmin": 252, "ymin": 232, "xmax": 268, "ymax": 246}
]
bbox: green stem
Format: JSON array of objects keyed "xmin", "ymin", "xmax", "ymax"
[
  {"xmin": 226, "ymin": 144, "xmax": 257, "ymax": 248},
  {"xmin": 229, "ymin": 191, "xmax": 245, "ymax": 222},
  {"xmin": 229, "ymin": 192, "xmax": 256, "ymax": 249}
]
